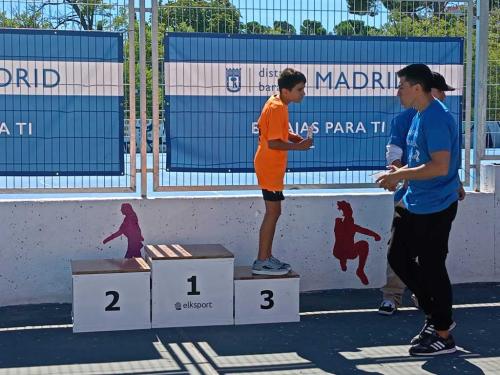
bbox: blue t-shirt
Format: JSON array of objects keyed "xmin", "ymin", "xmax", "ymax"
[
  {"xmin": 403, "ymin": 99, "xmax": 460, "ymax": 214},
  {"xmin": 389, "ymin": 108, "xmax": 417, "ymax": 202},
  {"xmin": 389, "ymin": 108, "xmax": 417, "ymax": 165}
]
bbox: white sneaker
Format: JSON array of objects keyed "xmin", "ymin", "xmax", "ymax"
[
  {"xmin": 378, "ymin": 300, "xmax": 397, "ymax": 315},
  {"xmin": 269, "ymin": 255, "xmax": 291, "ymax": 271},
  {"xmin": 252, "ymin": 258, "xmax": 289, "ymax": 276}
]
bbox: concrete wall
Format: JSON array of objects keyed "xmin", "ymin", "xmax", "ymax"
[{"xmin": 1, "ymin": 166, "xmax": 499, "ymax": 306}]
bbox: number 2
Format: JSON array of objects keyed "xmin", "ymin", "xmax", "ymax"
[{"xmin": 105, "ymin": 291, "xmax": 120, "ymax": 311}]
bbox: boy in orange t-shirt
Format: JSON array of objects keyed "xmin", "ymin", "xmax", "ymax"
[{"xmin": 253, "ymin": 68, "xmax": 313, "ymax": 275}]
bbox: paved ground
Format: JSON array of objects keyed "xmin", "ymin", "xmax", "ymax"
[{"xmin": 1, "ymin": 283, "xmax": 499, "ymax": 374}]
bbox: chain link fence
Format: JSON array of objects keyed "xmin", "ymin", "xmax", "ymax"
[
  {"xmin": 1, "ymin": 0, "xmax": 496, "ymax": 193},
  {"xmin": 154, "ymin": 0, "xmax": 475, "ymax": 190}
]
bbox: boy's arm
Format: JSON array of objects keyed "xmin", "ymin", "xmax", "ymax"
[
  {"xmin": 288, "ymin": 132, "xmax": 303, "ymax": 143},
  {"xmin": 268, "ymin": 138, "xmax": 313, "ymax": 151}
]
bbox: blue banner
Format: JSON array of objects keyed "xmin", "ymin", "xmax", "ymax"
[
  {"xmin": 0, "ymin": 29, "xmax": 124, "ymax": 176},
  {"xmin": 164, "ymin": 33, "xmax": 463, "ymax": 172}
]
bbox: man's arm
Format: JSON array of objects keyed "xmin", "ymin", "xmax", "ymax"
[
  {"xmin": 268, "ymin": 138, "xmax": 313, "ymax": 151},
  {"xmin": 377, "ymin": 151, "xmax": 450, "ymax": 191},
  {"xmin": 386, "ymin": 144, "xmax": 404, "ymax": 167}
]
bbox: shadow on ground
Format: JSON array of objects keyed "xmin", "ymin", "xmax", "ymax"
[{"xmin": 1, "ymin": 283, "xmax": 499, "ymax": 374}]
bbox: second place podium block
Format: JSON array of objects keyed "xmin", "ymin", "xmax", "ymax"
[
  {"xmin": 146, "ymin": 244, "xmax": 235, "ymax": 328},
  {"xmin": 71, "ymin": 258, "xmax": 151, "ymax": 333}
]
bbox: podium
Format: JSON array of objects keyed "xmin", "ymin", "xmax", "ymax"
[
  {"xmin": 71, "ymin": 258, "xmax": 151, "ymax": 333},
  {"xmin": 146, "ymin": 244, "xmax": 234, "ymax": 328},
  {"xmin": 234, "ymin": 266, "xmax": 300, "ymax": 325}
]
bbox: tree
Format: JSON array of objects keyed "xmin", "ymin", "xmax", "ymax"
[
  {"xmin": 301, "ymin": 19, "xmax": 327, "ymax": 35},
  {"xmin": 159, "ymin": 0, "xmax": 242, "ymax": 33},
  {"xmin": 0, "ymin": 5, "xmax": 52, "ymax": 28},
  {"xmin": 345, "ymin": 0, "xmax": 451, "ymax": 18},
  {"xmin": 244, "ymin": 21, "xmax": 272, "ymax": 34},
  {"xmin": 372, "ymin": 5, "xmax": 500, "ymax": 120},
  {"xmin": 273, "ymin": 21, "xmax": 296, "ymax": 34},
  {"xmin": 334, "ymin": 20, "xmax": 376, "ymax": 35},
  {"xmin": 50, "ymin": 0, "xmax": 113, "ymax": 30}
]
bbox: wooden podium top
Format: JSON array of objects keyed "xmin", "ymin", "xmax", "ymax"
[
  {"xmin": 145, "ymin": 244, "xmax": 234, "ymax": 260},
  {"xmin": 234, "ymin": 266, "xmax": 300, "ymax": 280},
  {"xmin": 71, "ymin": 258, "xmax": 150, "ymax": 275}
]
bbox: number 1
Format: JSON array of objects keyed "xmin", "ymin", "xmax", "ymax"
[{"xmin": 187, "ymin": 275, "xmax": 201, "ymax": 295}]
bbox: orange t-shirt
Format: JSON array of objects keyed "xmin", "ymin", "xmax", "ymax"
[{"xmin": 254, "ymin": 94, "xmax": 290, "ymax": 191}]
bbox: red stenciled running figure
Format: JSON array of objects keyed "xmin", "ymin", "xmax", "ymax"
[
  {"xmin": 333, "ymin": 201, "xmax": 381, "ymax": 285},
  {"xmin": 103, "ymin": 203, "xmax": 144, "ymax": 258}
]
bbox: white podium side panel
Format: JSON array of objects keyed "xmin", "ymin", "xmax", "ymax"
[
  {"xmin": 72, "ymin": 272, "xmax": 150, "ymax": 333},
  {"xmin": 151, "ymin": 258, "xmax": 234, "ymax": 328},
  {"xmin": 234, "ymin": 278, "xmax": 300, "ymax": 325}
]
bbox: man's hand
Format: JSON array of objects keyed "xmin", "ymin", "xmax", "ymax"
[
  {"xmin": 376, "ymin": 165, "xmax": 402, "ymax": 191},
  {"xmin": 458, "ymin": 184, "xmax": 466, "ymax": 201}
]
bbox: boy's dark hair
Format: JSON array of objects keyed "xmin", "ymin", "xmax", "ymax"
[
  {"xmin": 397, "ymin": 64, "xmax": 433, "ymax": 93},
  {"xmin": 278, "ymin": 68, "xmax": 306, "ymax": 91}
]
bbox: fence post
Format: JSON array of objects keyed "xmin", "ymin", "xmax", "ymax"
[
  {"xmin": 139, "ymin": 0, "xmax": 148, "ymax": 197},
  {"xmin": 473, "ymin": 0, "xmax": 489, "ymax": 190},
  {"xmin": 152, "ymin": 0, "xmax": 160, "ymax": 191},
  {"xmin": 129, "ymin": 0, "xmax": 137, "ymax": 191},
  {"xmin": 464, "ymin": 0, "xmax": 474, "ymax": 187}
]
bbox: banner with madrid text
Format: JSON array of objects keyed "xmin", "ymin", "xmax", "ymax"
[
  {"xmin": 0, "ymin": 29, "xmax": 124, "ymax": 176},
  {"xmin": 164, "ymin": 33, "xmax": 463, "ymax": 172}
]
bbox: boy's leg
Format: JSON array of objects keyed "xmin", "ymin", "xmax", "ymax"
[{"xmin": 258, "ymin": 196, "xmax": 282, "ymax": 260}]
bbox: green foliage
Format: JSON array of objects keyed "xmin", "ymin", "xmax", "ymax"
[
  {"xmin": 300, "ymin": 20, "xmax": 327, "ymax": 35},
  {"xmin": 345, "ymin": 0, "xmax": 451, "ymax": 17},
  {"xmin": 272, "ymin": 21, "xmax": 296, "ymax": 34},
  {"xmin": 334, "ymin": 20, "xmax": 377, "ymax": 35},
  {"xmin": 57, "ymin": 0, "xmax": 113, "ymax": 30},
  {"xmin": 243, "ymin": 21, "xmax": 272, "ymax": 34},
  {"xmin": 0, "ymin": 6, "xmax": 51, "ymax": 28},
  {"xmin": 159, "ymin": 0, "xmax": 242, "ymax": 33}
]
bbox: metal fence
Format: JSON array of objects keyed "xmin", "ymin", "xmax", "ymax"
[
  {"xmin": 153, "ymin": 0, "xmax": 476, "ymax": 191},
  {"xmin": 1, "ymin": 0, "xmax": 497, "ymax": 194},
  {"xmin": 0, "ymin": 0, "xmax": 136, "ymax": 193}
]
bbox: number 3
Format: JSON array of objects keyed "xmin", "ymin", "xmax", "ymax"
[{"xmin": 260, "ymin": 290, "xmax": 274, "ymax": 309}]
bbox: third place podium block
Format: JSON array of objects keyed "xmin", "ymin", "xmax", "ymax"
[
  {"xmin": 146, "ymin": 244, "xmax": 234, "ymax": 328},
  {"xmin": 234, "ymin": 266, "xmax": 300, "ymax": 325}
]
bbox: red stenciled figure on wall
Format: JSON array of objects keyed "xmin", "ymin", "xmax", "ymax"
[
  {"xmin": 103, "ymin": 203, "xmax": 144, "ymax": 258},
  {"xmin": 333, "ymin": 201, "xmax": 381, "ymax": 285}
]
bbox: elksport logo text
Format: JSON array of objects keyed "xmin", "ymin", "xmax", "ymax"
[{"xmin": 174, "ymin": 301, "xmax": 214, "ymax": 310}]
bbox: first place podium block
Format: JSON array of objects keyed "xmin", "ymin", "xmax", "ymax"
[
  {"xmin": 234, "ymin": 266, "xmax": 300, "ymax": 325},
  {"xmin": 71, "ymin": 258, "xmax": 151, "ymax": 333},
  {"xmin": 146, "ymin": 244, "xmax": 234, "ymax": 328}
]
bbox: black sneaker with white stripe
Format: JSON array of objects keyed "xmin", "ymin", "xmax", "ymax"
[
  {"xmin": 410, "ymin": 319, "xmax": 457, "ymax": 345},
  {"xmin": 409, "ymin": 332, "xmax": 457, "ymax": 356}
]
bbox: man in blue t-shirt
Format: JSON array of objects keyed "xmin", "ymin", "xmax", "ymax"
[
  {"xmin": 377, "ymin": 64, "xmax": 460, "ymax": 356},
  {"xmin": 378, "ymin": 72, "xmax": 464, "ymax": 316}
]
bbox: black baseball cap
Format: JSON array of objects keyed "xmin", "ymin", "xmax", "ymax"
[{"xmin": 432, "ymin": 72, "xmax": 455, "ymax": 91}]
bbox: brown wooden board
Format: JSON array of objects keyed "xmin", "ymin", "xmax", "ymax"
[
  {"xmin": 71, "ymin": 258, "xmax": 150, "ymax": 275},
  {"xmin": 234, "ymin": 266, "xmax": 300, "ymax": 280},
  {"xmin": 144, "ymin": 244, "xmax": 234, "ymax": 260}
]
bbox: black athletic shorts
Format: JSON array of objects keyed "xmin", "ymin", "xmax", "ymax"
[{"xmin": 262, "ymin": 189, "xmax": 285, "ymax": 201}]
